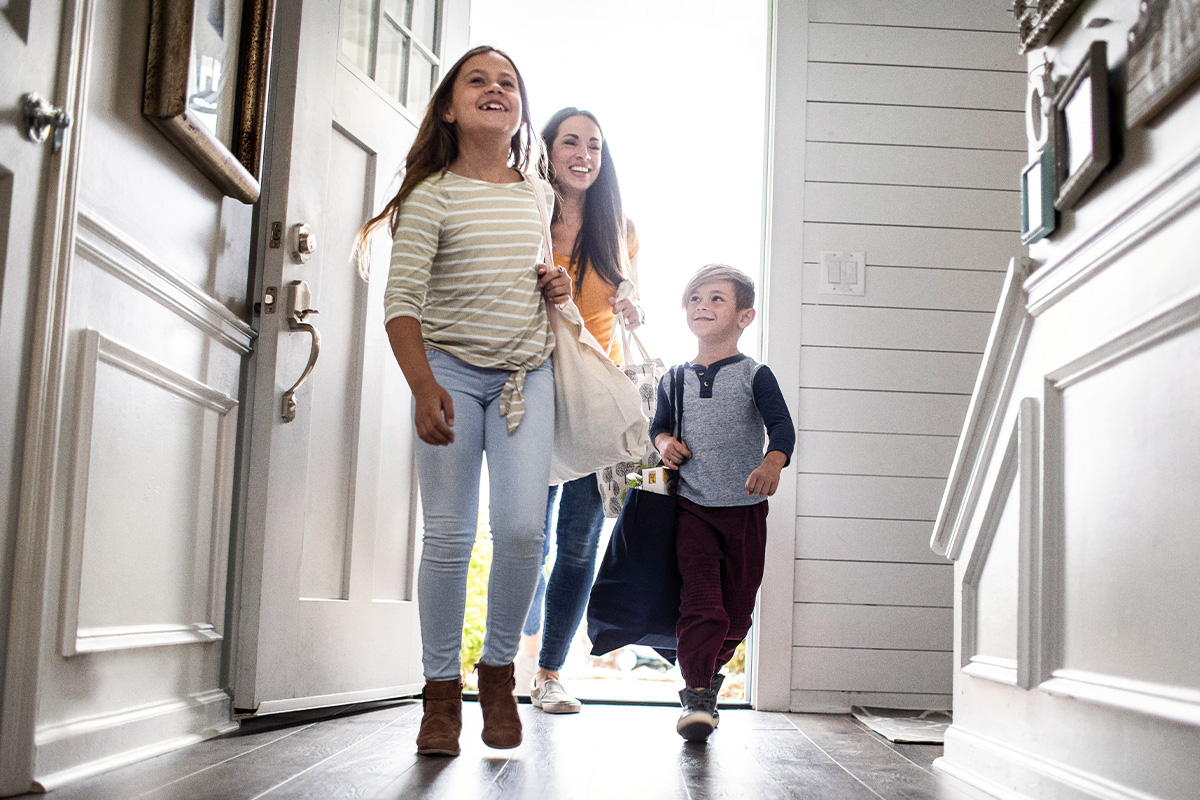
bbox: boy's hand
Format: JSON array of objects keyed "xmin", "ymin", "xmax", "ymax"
[
  {"xmin": 538, "ymin": 263, "xmax": 572, "ymax": 305},
  {"xmin": 746, "ymin": 451, "xmax": 787, "ymax": 497},
  {"xmin": 654, "ymin": 433, "xmax": 691, "ymax": 470}
]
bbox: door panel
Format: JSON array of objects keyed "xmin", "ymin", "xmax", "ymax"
[{"xmin": 233, "ymin": 0, "xmax": 468, "ymax": 715}]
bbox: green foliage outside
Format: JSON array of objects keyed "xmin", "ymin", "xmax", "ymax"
[{"xmin": 461, "ymin": 520, "xmax": 492, "ymax": 689}]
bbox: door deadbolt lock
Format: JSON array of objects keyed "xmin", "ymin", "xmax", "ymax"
[{"xmin": 292, "ymin": 223, "xmax": 317, "ymax": 263}]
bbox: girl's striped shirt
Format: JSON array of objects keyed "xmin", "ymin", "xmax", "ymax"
[{"xmin": 384, "ymin": 170, "xmax": 556, "ymax": 431}]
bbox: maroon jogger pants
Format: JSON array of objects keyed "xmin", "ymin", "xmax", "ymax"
[{"xmin": 674, "ymin": 496, "xmax": 769, "ymax": 689}]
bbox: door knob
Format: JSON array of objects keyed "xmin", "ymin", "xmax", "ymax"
[
  {"xmin": 282, "ymin": 280, "xmax": 322, "ymax": 422},
  {"xmin": 20, "ymin": 92, "xmax": 72, "ymax": 153}
]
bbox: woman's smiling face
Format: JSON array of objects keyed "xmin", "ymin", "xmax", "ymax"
[{"xmin": 549, "ymin": 114, "xmax": 603, "ymax": 196}]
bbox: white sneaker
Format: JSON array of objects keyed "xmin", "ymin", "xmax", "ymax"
[
  {"xmin": 513, "ymin": 652, "xmax": 537, "ymax": 697},
  {"xmin": 530, "ymin": 679, "xmax": 582, "ymax": 714}
]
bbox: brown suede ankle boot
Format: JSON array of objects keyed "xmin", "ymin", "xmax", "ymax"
[
  {"xmin": 475, "ymin": 661, "xmax": 522, "ymax": 749},
  {"xmin": 416, "ymin": 677, "xmax": 462, "ymax": 756}
]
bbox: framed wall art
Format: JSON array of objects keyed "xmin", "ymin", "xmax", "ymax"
[
  {"xmin": 1054, "ymin": 41, "xmax": 1112, "ymax": 211},
  {"xmin": 1013, "ymin": 0, "xmax": 1085, "ymax": 53},
  {"xmin": 143, "ymin": 0, "xmax": 275, "ymax": 204},
  {"xmin": 1021, "ymin": 145, "xmax": 1056, "ymax": 244},
  {"xmin": 1126, "ymin": 0, "xmax": 1200, "ymax": 127}
]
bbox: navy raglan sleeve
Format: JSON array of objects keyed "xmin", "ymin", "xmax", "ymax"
[
  {"xmin": 648, "ymin": 370, "xmax": 676, "ymax": 444},
  {"xmin": 752, "ymin": 365, "xmax": 795, "ymax": 466}
]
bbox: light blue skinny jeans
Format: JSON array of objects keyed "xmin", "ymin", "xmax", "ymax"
[{"xmin": 414, "ymin": 349, "xmax": 554, "ymax": 681}]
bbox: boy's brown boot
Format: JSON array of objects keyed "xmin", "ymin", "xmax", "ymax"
[
  {"xmin": 416, "ymin": 677, "xmax": 463, "ymax": 756},
  {"xmin": 475, "ymin": 661, "xmax": 522, "ymax": 749}
]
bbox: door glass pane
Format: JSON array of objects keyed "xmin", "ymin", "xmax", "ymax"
[
  {"xmin": 408, "ymin": 49, "xmax": 436, "ymax": 112},
  {"xmin": 410, "ymin": 0, "xmax": 439, "ymax": 51},
  {"xmin": 377, "ymin": 22, "xmax": 409, "ymax": 104},
  {"xmin": 381, "ymin": 0, "xmax": 411, "ymax": 26},
  {"xmin": 341, "ymin": 0, "xmax": 377, "ymax": 74}
]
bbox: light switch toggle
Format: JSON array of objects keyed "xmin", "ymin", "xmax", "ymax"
[{"xmin": 819, "ymin": 251, "xmax": 865, "ymax": 296}]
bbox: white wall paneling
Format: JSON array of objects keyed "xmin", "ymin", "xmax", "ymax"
[
  {"xmin": 796, "ymin": 518, "xmax": 949, "ymax": 565},
  {"xmin": 804, "ymin": 143, "xmax": 1026, "ymax": 191},
  {"xmin": 798, "ymin": 388, "xmax": 970, "ymax": 436},
  {"xmin": 807, "ymin": 104, "xmax": 1024, "ymax": 151},
  {"xmin": 807, "ymin": 0, "xmax": 1013, "ymax": 31},
  {"xmin": 803, "ymin": 223, "xmax": 1015, "ymax": 271},
  {"xmin": 798, "ymin": 346, "xmax": 983, "ymax": 394},
  {"xmin": 795, "ymin": 430, "xmax": 958, "ymax": 479},
  {"xmin": 959, "ymin": 398, "xmax": 1040, "ymax": 688},
  {"xmin": 59, "ymin": 330, "xmax": 236, "ymax": 656},
  {"xmin": 1040, "ymin": 292, "xmax": 1200, "ymax": 727},
  {"xmin": 808, "ymin": 23, "xmax": 1020, "ymax": 71},
  {"xmin": 788, "ymin": 2, "xmax": 1024, "ymax": 712}
]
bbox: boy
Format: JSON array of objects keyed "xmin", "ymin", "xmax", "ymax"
[{"xmin": 649, "ymin": 264, "xmax": 795, "ymax": 742}]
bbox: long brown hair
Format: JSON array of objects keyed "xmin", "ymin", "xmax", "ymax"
[
  {"xmin": 539, "ymin": 107, "xmax": 629, "ymax": 297},
  {"xmin": 356, "ymin": 45, "xmax": 539, "ymax": 271}
]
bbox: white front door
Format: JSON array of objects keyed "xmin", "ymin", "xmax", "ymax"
[{"xmin": 232, "ymin": 0, "xmax": 470, "ymax": 715}]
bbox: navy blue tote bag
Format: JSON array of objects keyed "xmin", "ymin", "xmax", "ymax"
[{"xmin": 586, "ymin": 366, "xmax": 684, "ymax": 660}]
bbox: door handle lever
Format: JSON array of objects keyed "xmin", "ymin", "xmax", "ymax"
[{"xmin": 282, "ymin": 280, "xmax": 321, "ymax": 422}]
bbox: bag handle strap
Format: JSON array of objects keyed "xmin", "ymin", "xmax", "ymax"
[
  {"xmin": 672, "ymin": 364, "xmax": 685, "ymax": 440},
  {"xmin": 530, "ymin": 176, "xmax": 555, "ymax": 276}
]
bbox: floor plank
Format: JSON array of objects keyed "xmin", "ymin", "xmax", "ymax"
[{"xmin": 17, "ymin": 705, "xmax": 964, "ymax": 800}]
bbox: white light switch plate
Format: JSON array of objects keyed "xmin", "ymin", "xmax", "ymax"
[{"xmin": 819, "ymin": 251, "xmax": 865, "ymax": 296}]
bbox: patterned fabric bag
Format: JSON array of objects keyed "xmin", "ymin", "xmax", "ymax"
[{"xmin": 597, "ymin": 305, "xmax": 667, "ymax": 517}]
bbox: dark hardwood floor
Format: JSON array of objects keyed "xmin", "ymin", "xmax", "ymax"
[{"xmin": 17, "ymin": 701, "xmax": 974, "ymax": 799}]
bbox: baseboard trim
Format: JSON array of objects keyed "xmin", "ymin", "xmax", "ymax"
[
  {"xmin": 938, "ymin": 725, "xmax": 1162, "ymax": 800},
  {"xmin": 32, "ymin": 690, "xmax": 235, "ymax": 791}
]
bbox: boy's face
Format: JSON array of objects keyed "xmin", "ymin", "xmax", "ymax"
[{"xmin": 685, "ymin": 279, "xmax": 755, "ymax": 340}]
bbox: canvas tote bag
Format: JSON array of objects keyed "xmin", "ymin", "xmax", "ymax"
[
  {"xmin": 530, "ymin": 177, "xmax": 650, "ymax": 485},
  {"xmin": 596, "ymin": 300, "xmax": 668, "ymax": 517}
]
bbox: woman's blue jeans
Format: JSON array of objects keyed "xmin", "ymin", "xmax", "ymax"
[
  {"xmin": 414, "ymin": 350, "xmax": 554, "ymax": 681},
  {"xmin": 522, "ymin": 474, "xmax": 606, "ymax": 671}
]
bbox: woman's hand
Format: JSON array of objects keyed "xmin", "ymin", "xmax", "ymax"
[
  {"xmin": 538, "ymin": 263, "xmax": 573, "ymax": 305},
  {"xmin": 413, "ymin": 383, "xmax": 455, "ymax": 445},
  {"xmin": 609, "ymin": 296, "xmax": 643, "ymax": 331},
  {"xmin": 654, "ymin": 433, "xmax": 691, "ymax": 470}
]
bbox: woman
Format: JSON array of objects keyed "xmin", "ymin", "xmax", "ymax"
[
  {"xmin": 359, "ymin": 46, "xmax": 571, "ymax": 756},
  {"xmin": 519, "ymin": 107, "xmax": 643, "ymax": 714}
]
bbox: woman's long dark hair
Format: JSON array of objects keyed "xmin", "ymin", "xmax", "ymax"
[
  {"xmin": 356, "ymin": 45, "xmax": 539, "ymax": 269},
  {"xmin": 540, "ymin": 108, "xmax": 629, "ymax": 296}
]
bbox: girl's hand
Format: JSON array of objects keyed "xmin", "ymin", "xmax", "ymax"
[
  {"xmin": 609, "ymin": 296, "xmax": 642, "ymax": 331},
  {"xmin": 655, "ymin": 434, "xmax": 691, "ymax": 470},
  {"xmin": 538, "ymin": 263, "xmax": 573, "ymax": 305},
  {"xmin": 413, "ymin": 383, "xmax": 455, "ymax": 446}
]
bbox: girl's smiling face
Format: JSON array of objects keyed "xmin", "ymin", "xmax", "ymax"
[
  {"xmin": 441, "ymin": 51, "xmax": 522, "ymax": 138},
  {"xmin": 685, "ymin": 279, "xmax": 755, "ymax": 340},
  {"xmin": 549, "ymin": 115, "xmax": 602, "ymax": 196}
]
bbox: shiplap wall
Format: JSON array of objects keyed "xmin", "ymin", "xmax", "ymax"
[{"xmin": 790, "ymin": 0, "xmax": 1025, "ymax": 711}]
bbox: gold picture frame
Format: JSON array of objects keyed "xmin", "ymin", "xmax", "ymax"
[{"xmin": 143, "ymin": 0, "xmax": 274, "ymax": 203}]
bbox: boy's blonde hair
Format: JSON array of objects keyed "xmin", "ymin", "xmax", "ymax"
[{"xmin": 681, "ymin": 264, "xmax": 756, "ymax": 310}]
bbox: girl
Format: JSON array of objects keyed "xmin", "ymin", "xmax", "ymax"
[
  {"xmin": 359, "ymin": 45, "xmax": 571, "ymax": 757},
  {"xmin": 518, "ymin": 108, "xmax": 643, "ymax": 714}
]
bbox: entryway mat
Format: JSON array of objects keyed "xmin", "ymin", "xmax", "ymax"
[{"xmin": 850, "ymin": 706, "xmax": 951, "ymax": 743}]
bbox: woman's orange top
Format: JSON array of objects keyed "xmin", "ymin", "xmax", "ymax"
[{"xmin": 554, "ymin": 229, "xmax": 639, "ymax": 365}]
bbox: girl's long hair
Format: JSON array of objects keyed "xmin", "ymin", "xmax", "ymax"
[
  {"xmin": 355, "ymin": 45, "xmax": 539, "ymax": 272},
  {"xmin": 539, "ymin": 108, "xmax": 629, "ymax": 297}
]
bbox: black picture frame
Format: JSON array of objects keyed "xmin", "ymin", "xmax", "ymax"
[
  {"xmin": 1126, "ymin": 0, "xmax": 1200, "ymax": 128},
  {"xmin": 143, "ymin": 0, "xmax": 275, "ymax": 204},
  {"xmin": 1021, "ymin": 145, "xmax": 1057, "ymax": 244},
  {"xmin": 1054, "ymin": 40, "xmax": 1111, "ymax": 211}
]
